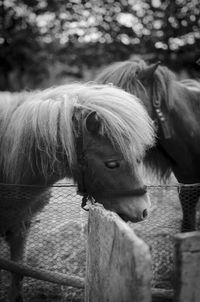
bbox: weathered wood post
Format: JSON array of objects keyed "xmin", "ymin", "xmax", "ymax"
[
  {"xmin": 85, "ymin": 204, "xmax": 152, "ymax": 302},
  {"xmin": 174, "ymin": 231, "xmax": 200, "ymax": 302}
]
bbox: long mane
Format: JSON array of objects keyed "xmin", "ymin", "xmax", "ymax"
[
  {"xmin": 0, "ymin": 83, "xmax": 155, "ymax": 184},
  {"xmin": 96, "ymin": 60, "xmax": 176, "ymax": 110},
  {"xmin": 180, "ymin": 79, "xmax": 200, "ymax": 90}
]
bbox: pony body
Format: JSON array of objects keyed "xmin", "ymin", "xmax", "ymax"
[
  {"xmin": 96, "ymin": 60, "xmax": 200, "ymax": 231},
  {"xmin": 0, "ymin": 83, "xmax": 155, "ymax": 301}
]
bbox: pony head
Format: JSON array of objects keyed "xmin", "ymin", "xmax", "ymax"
[
  {"xmin": 74, "ymin": 111, "xmax": 150, "ymax": 222},
  {"xmin": 0, "ymin": 83, "xmax": 155, "ymax": 222},
  {"xmin": 70, "ymin": 83, "xmax": 155, "ymax": 222}
]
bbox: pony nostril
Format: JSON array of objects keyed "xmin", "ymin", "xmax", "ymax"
[{"xmin": 142, "ymin": 209, "xmax": 148, "ymax": 219}]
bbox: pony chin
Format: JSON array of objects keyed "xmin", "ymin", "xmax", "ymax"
[{"xmin": 97, "ymin": 193, "xmax": 151, "ymax": 223}]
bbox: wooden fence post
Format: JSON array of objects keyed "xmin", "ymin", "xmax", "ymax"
[
  {"xmin": 85, "ymin": 204, "xmax": 152, "ymax": 302},
  {"xmin": 174, "ymin": 231, "xmax": 200, "ymax": 302}
]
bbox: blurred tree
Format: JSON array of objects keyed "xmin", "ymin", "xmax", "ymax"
[
  {"xmin": 46, "ymin": 0, "xmax": 200, "ymax": 72},
  {"xmin": 133, "ymin": 0, "xmax": 200, "ymax": 69},
  {"xmin": 0, "ymin": 0, "xmax": 50, "ymax": 90},
  {"xmin": 0, "ymin": 0, "xmax": 199, "ymax": 90}
]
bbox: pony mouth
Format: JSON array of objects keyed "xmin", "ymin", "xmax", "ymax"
[{"xmin": 118, "ymin": 213, "xmax": 141, "ymax": 223}]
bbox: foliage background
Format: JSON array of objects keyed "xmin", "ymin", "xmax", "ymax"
[{"xmin": 0, "ymin": 0, "xmax": 199, "ymax": 91}]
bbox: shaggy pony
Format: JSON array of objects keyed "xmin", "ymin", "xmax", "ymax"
[{"xmin": 0, "ymin": 82, "xmax": 155, "ymax": 302}]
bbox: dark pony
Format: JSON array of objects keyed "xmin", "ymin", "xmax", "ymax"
[
  {"xmin": 0, "ymin": 83, "xmax": 154, "ymax": 301},
  {"xmin": 96, "ymin": 59, "xmax": 200, "ymax": 232}
]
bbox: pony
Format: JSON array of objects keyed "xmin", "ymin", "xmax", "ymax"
[
  {"xmin": 0, "ymin": 83, "xmax": 155, "ymax": 302},
  {"xmin": 96, "ymin": 59, "xmax": 200, "ymax": 232}
]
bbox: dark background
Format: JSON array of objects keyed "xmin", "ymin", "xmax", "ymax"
[{"xmin": 0, "ymin": 0, "xmax": 199, "ymax": 91}]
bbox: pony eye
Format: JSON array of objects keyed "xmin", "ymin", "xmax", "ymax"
[{"xmin": 105, "ymin": 161, "xmax": 120, "ymax": 169}]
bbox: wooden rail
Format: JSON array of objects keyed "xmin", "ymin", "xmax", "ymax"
[
  {"xmin": 85, "ymin": 204, "xmax": 152, "ymax": 302},
  {"xmin": 174, "ymin": 231, "xmax": 200, "ymax": 302},
  {"xmin": 0, "ymin": 257, "xmax": 84, "ymax": 288},
  {"xmin": 85, "ymin": 204, "xmax": 200, "ymax": 302}
]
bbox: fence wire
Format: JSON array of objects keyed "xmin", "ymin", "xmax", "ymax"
[
  {"xmin": 132, "ymin": 184, "xmax": 200, "ymax": 289},
  {"xmin": 0, "ymin": 182, "xmax": 86, "ymax": 302},
  {"xmin": 0, "ymin": 181, "xmax": 200, "ymax": 301}
]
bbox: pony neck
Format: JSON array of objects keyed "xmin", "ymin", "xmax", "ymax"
[
  {"xmin": 172, "ymin": 80, "xmax": 200, "ymax": 123},
  {"xmin": 158, "ymin": 80, "xmax": 200, "ymax": 183}
]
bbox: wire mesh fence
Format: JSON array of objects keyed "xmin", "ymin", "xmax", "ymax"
[
  {"xmin": 0, "ymin": 181, "xmax": 200, "ymax": 301},
  {"xmin": 132, "ymin": 184, "xmax": 200, "ymax": 290},
  {"xmin": 0, "ymin": 182, "xmax": 87, "ymax": 301}
]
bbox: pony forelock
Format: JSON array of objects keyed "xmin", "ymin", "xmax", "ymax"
[{"xmin": 0, "ymin": 83, "xmax": 155, "ymax": 183}]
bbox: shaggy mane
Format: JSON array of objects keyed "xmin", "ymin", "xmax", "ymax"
[
  {"xmin": 0, "ymin": 83, "xmax": 155, "ymax": 183},
  {"xmin": 96, "ymin": 60, "xmax": 176, "ymax": 110}
]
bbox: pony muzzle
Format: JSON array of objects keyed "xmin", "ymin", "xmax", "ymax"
[{"xmin": 100, "ymin": 193, "xmax": 151, "ymax": 223}]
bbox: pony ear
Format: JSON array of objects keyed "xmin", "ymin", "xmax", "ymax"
[
  {"xmin": 138, "ymin": 61, "xmax": 160, "ymax": 80},
  {"xmin": 85, "ymin": 111, "xmax": 101, "ymax": 135}
]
